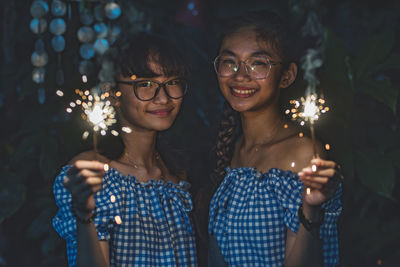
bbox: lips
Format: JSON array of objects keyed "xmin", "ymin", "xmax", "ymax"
[
  {"xmin": 230, "ymin": 86, "xmax": 257, "ymax": 98},
  {"xmin": 147, "ymin": 108, "xmax": 173, "ymax": 116}
]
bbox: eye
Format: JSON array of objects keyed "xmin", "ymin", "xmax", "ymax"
[
  {"xmin": 221, "ymin": 59, "xmax": 236, "ymax": 65},
  {"xmin": 166, "ymin": 80, "xmax": 180, "ymax": 86},
  {"xmin": 137, "ymin": 81, "xmax": 152, "ymax": 88},
  {"xmin": 251, "ymin": 60, "xmax": 268, "ymax": 66}
]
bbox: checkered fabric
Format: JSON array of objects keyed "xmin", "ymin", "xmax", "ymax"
[
  {"xmin": 53, "ymin": 165, "xmax": 197, "ymax": 267},
  {"xmin": 209, "ymin": 167, "xmax": 342, "ymax": 267}
]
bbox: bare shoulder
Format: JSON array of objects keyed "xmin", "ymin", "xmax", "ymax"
[
  {"xmin": 69, "ymin": 150, "xmax": 110, "ymax": 164},
  {"xmin": 282, "ymin": 134, "xmax": 326, "ymax": 171}
]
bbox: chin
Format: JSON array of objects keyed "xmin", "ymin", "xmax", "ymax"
[{"xmin": 148, "ymin": 120, "xmax": 176, "ymax": 131}]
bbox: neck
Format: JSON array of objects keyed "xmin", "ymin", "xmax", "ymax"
[
  {"xmin": 120, "ymin": 125, "xmax": 158, "ymax": 168},
  {"xmin": 240, "ymin": 103, "xmax": 283, "ymax": 148}
]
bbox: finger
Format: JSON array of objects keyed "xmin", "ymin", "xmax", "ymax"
[
  {"xmin": 85, "ymin": 177, "xmax": 103, "ymax": 186},
  {"xmin": 299, "ymin": 168, "xmax": 336, "ymax": 178},
  {"xmin": 78, "ymin": 169, "xmax": 104, "ymax": 179},
  {"xmin": 300, "ymin": 176, "xmax": 329, "ymax": 184},
  {"xmin": 301, "ymin": 181, "xmax": 323, "ymax": 190},
  {"xmin": 310, "ymin": 158, "xmax": 338, "ymax": 170},
  {"xmin": 74, "ymin": 160, "xmax": 109, "ymax": 172}
]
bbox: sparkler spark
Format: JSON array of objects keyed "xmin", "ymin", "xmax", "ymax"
[{"xmin": 286, "ymin": 94, "xmax": 329, "ymax": 126}]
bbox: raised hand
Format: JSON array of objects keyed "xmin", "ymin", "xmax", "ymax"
[
  {"xmin": 298, "ymin": 158, "xmax": 342, "ymax": 206},
  {"xmin": 63, "ymin": 160, "xmax": 108, "ymax": 219}
]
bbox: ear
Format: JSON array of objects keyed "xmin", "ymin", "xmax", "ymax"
[{"xmin": 279, "ymin": 63, "xmax": 298, "ymax": 89}]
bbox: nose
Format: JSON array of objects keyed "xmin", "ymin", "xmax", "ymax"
[
  {"xmin": 233, "ymin": 62, "xmax": 251, "ymax": 81},
  {"xmin": 153, "ymin": 85, "xmax": 169, "ymax": 104}
]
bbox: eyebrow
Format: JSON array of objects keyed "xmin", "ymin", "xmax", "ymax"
[{"xmin": 220, "ymin": 49, "xmax": 273, "ymax": 59}]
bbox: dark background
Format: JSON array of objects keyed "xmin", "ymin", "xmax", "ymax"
[{"xmin": 1, "ymin": 0, "xmax": 400, "ymax": 266}]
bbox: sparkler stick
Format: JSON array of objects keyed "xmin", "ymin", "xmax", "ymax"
[{"xmin": 286, "ymin": 94, "xmax": 329, "ymax": 195}]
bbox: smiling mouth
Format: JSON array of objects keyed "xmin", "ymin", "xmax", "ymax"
[
  {"xmin": 230, "ymin": 87, "xmax": 257, "ymax": 98},
  {"xmin": 147, "ymin": 109, "xmax": 173, "ymax": 116}
]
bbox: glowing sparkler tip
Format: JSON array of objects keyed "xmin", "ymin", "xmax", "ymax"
[
  {"xmin": 56, "ymin": 90, "xmax": 64, "ymax": 97},
  {"xmin": 82, "ymin": 75, "xmax": 88, "ymax": 83}
]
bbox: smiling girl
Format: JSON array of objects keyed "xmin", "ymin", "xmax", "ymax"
[
  {"xmin": 204, "ymin": 11, "xmax": 342, "ymax": 267},
  {"xmin": 52, "ymin": 33, "xmax": 197, "ymax": 267}
]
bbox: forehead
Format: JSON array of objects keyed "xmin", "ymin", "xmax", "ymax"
[{"xmin": 220, "ymin": 27, "xmax": 280, "ymax": 60}]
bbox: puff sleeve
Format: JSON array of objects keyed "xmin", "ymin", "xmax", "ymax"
[
  {"xmin": 52, "ymin": 165, "xmax": 123, "ymax": 267},
  {"xmin": 266, "ymin": 168, "xmax": 342, "ymax": 267}
]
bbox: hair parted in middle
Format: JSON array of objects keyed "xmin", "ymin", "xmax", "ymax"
[{"xmin": 211, "ymin": 10, "xmax": 297, "ymax": 186}]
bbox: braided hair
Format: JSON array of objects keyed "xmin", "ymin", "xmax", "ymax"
[{"xmin": 210, "ymin": 101, "xmax": 240, "ymax": 186}]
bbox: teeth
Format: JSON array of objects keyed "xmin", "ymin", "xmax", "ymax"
[{"xmin": 232, "ymin": 88, "xmax": 256, "ymax": 95}]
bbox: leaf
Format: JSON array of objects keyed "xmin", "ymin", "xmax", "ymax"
[
  {"xmin": 354, "ymin": 148, "xmax": 395, "ymax": 199},
  {"xmin": 354, "ymin": 30, "xmax": 395, "ymax": 79},
  {"xmin": 359, "ymin": 78, "xmax": 398, "ymax": 114}
]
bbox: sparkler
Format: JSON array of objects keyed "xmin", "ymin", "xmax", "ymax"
[
  {"xmin": 286, "ymin": 94, "xmax": 329, "ymax": 158},
  {"xmin": 58, "ymin": 83, "xmax": 119, "ymax": 154},
  {"xmin": 286, "ymin": 94, "xmax": 329, "ymax": 195}
]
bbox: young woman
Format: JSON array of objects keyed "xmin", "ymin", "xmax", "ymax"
[
  {"xmin": 52, "ymin": 33, "xmax": 197, "ymax": 266},
  {"xmin": 205, "ymin": 11, "xmax": 342, "ymax": 267}
]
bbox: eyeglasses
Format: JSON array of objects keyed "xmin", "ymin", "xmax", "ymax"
[
  {"xmin": 116, "ymin": 78, "xmax": 188, "ymax": 101},
  {"xmin": 213, "ymin": 55, "xmax": 283, "ymax": 79}
]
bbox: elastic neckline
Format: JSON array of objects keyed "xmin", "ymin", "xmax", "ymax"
[{"xmin": 107, "ymin": 166, "xmax": 191, "ymax": 188}]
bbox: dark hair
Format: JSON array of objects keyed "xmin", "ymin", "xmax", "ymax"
[
  {"xmin": 210, "ymin": 102, "xmax": 240, "ymax": 185},
  {"xmin": 218, "ymin": 10, "xmax": 297, "ymax": 64},
  {"xmin": 114, "ymin": 32, "xmax": 190, "ymax": 79},
  {"xmin": 212, "ymin": 10, "xmax": 295, "ymax": 185},
  {"xmin": 97, "ymin": 32, "xmax": 189, "ymax": 177}
]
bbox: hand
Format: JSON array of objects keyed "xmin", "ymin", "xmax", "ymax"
[
  {"xmin": 298, "ymin": 158, "xmax": 342, "ymax": 207},
  {"xmin": 63, "ymin": 160, "xmax": 108, "ymax": 218}
]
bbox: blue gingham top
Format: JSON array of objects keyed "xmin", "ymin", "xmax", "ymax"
[
  {"xmin": 208, "ymin": 167, "xmax": 342, "ymax": 267},
  {"xmin": 53, "ymin": 165, "xmax": 197, "ymax": 267}
]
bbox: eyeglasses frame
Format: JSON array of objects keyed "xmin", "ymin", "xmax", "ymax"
[
  {"xmin": 213, "ymin": 55, "xmax": 283, "ymax": 80},
  {"xmin": 116, "ymin": 78, "xmax": 188, "ymax": 101}
]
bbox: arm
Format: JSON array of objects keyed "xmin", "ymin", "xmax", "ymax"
[
  {"xmin": 64, "ymin": 160, "xmax": 110, "ymax": 267},
  {"xmin": 284, "ymin": 158, "xmax": 341, "ymax": 267}
]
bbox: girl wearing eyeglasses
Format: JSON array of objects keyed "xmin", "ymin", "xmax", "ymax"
[
  {"xmin": 198, "ymin": 10, "xmax": 342, "ymax": 267},
  {"xmin": 52, "ymin": 33, "xmax": 196, "ymax": 267}
]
